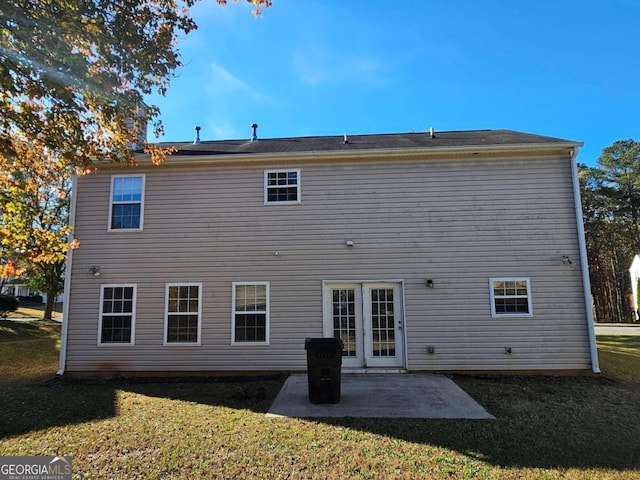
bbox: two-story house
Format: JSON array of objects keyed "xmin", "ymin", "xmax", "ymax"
[{"xmin": 58, "ymin": 128, "xmax": 599, "ymax": 375}]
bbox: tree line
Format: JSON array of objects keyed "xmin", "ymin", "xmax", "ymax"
[{"xmin": 580, "ymin": 139, "xmax": 640, "ymax": 323}]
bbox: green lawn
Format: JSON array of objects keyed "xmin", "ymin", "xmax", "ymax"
[
  {"xmin": 595, "ymin": 335, "xmax": 640, "ymax": 384},
  {"xmin": 0, "ymin": 321, "xmax": 639, "ymax": 479},
  {"xmin": 6, "ymin": 303, "xmax": 63, "ymax": 320}
]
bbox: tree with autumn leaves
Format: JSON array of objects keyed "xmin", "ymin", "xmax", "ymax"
[
  {"xmin": 1, "ymin": 137, "xmax": 76, "ymax": 320},
  {"xmin": 0, "ymin": 0, "xmax": 270, "ymax": 319},
  {"xmin": 1, "ymin": 0, "xmax": 271, "ymax": 167}
]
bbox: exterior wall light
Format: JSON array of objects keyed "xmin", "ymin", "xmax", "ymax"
[
  {"xmin": 345, "ymin": 240, "xmax": 354, "ymax": 247},
  {"xmin": 88, "ymin": 266, "xmax": 101, "ymax": 277},
  {"xmin": 562, "ymin": 256, "xmax": 573, "ymax": 266},
  {"xmin": 426, "ymin": 279, "xmax": 434, "ymax": 288}
]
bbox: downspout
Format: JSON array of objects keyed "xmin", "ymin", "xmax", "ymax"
[
  {"xmin": 57, "ymin": 173, "xmax": 78, "ymax": 375},
  {"xmin": 570, "ymin": 148, "xmax": 600, "ymax": 373}
]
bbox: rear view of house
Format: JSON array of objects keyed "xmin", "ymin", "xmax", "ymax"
[{"xmin": 58, "ymin": 128, "xmax": 599, "ymax": 375}]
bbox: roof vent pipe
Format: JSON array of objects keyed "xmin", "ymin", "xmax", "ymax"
[
  {"xmin": 429, "ymin": 126, "xmax": 435, "ymax": 138},
  {"xmin": 251, "ymin": 123, "xmax": 258, "ymax": 141},
  {"xmin": 194, "ymin": 125, "xmax": 201, "ymax": 144},
  {"xmin": 343, "ymin": 133, "xmax": 349, "ymax": 144}
]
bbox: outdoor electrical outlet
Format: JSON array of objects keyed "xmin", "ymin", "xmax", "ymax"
[{"xmin": 427, "ymin": 346, "xmax": 435, "ymax": 354}]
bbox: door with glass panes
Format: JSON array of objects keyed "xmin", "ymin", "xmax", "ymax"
[{"xmin": 323, "ymin": 282, "xmax": 405, "ymax": 368}]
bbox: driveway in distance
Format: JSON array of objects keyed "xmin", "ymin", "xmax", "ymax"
[{"xmin": 595, "ymin": 324, "xmax": 640, "ymax": 336}]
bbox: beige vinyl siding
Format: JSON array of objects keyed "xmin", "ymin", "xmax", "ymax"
[{"xmin": 65, "ymin": 152, "xmax": 591, "ymax": 372}]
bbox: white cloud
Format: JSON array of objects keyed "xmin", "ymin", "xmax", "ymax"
[
  {"xmin": 292, "ymin": 46, "xmax": 391, "ymax": 87},
  {"xmin": 209, "ymin": 122, "xmax": 242, "ymax": 140},
  {"xmin": 206, "ymin": 62, "xmax": 267, "ymax": 101}
]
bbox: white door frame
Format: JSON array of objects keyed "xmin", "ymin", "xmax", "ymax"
[{"xmin": 322, "ymin": 280, "xmax": 406, "ymax": 369}]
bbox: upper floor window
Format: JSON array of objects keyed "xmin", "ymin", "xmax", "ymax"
[
  {"xmin": 164, "ymin": 283, "xmax": 202, "ymax": 345},
  {"xmin": 489, "ymin": 278, "xmax": 532, "ymax": 317},
  {"xmin": 99, "ymin": 284, "xmax": 136, "ymax": 345},
  {"xmin": 264, "ymin": 169, "xmax": 300, "ymax": 204},
  {"xmin": 109, "ymin": 175, "xmax": 145, "ymax": 230},
  {"xmin": 232, "ymin": 282, "xmax": 269, "ymax": 344}
]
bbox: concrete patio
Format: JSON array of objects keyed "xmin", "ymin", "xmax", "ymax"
[{"xmin": 267, "ymin": 374, "xmax": 495, "ymax": 419}]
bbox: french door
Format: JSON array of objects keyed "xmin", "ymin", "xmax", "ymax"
[{"xmin": 323, "ymin": 282, "xmax": 405, "ymax": 369}]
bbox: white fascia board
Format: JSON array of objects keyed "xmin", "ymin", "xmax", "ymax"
[{"xmin": 115, "ymin": 141, "xmax": 585, "ymax": 170}]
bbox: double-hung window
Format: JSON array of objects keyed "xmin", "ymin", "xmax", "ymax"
[
  {"xmin": 109, "ymin": 175, "xmax": 145, "ymax": 230},
  {"xmin": 164, "ymin": 283, "xmax": 202, "ymax": 345},
  {"xmin": 99, "ymin": 285, "xmax": 136, "ymax": 345},
  {"xmin": 489, "ymin": 278, "xmax": 532, "ymax": 317},
  {"xmin": 232, "ymin": 282, "xmax": 269, "ymax": 344},
  {"xmin": 264, "ymin": 169, "xmax": 300, "ymax": 204}
]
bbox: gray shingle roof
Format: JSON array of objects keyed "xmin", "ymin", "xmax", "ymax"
[{"xmin": 149, "ymin": 129, "xmax": 581, "ymax": 157}]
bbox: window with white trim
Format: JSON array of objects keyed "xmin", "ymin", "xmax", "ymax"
[
  {"xmin": 490, "ymin": 278, "xmax": 532, "ymax": 317},
  {"xmin": 99, "ymin": 285, "xmax": 136, "ymax": 345},
  {"xmin": 264, "ymin": 169, "xmax": 300, "ymax": 204},
  {"xmin": 109, "ymin": 175, "xmax": 145, "ymax": 230},
  {"xmin": 164, "ymin": 283, "xmax": 202, "ymax": 345},
  {"xmin": 232, "ymin": 282, "xmax": 269, "ymax": 344}
]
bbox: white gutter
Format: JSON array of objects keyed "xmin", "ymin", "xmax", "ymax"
[
  {"xmin": 571, "ymin": 148, "xmax": 600, "ymax": 373},
  {"xmin": 121, "ymin": 141, "xmax": 584, "ymax": 169},
  {"xmin": 57, "ymin": 173, "xmax": 78, "ymax": 375}
]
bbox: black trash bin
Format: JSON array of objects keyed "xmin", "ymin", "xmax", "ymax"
[{"xmin": 304, "ymin": 337, "xmax": 343, "ymax": 404}]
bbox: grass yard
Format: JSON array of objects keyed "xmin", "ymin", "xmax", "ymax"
[
  {"xmin": 0, "ymin": 322, "xmax": 639, "ymax": 479},
  {"xmin": 5, "ymin": 303, "xmax": 63, "ymax": 321}
]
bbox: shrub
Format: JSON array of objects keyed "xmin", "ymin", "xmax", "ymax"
[
  {"xmin": 16, "ymin": 295, "xmax": 43, "ymax": 305},
  {"xmin": 0, "ymin": 295, "xmax": 19, "ymax": 318}
]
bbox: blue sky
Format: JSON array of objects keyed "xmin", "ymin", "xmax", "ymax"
[{"xmin": 147, "ymin": 0, "xmax": 639, "ymax": 166}]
